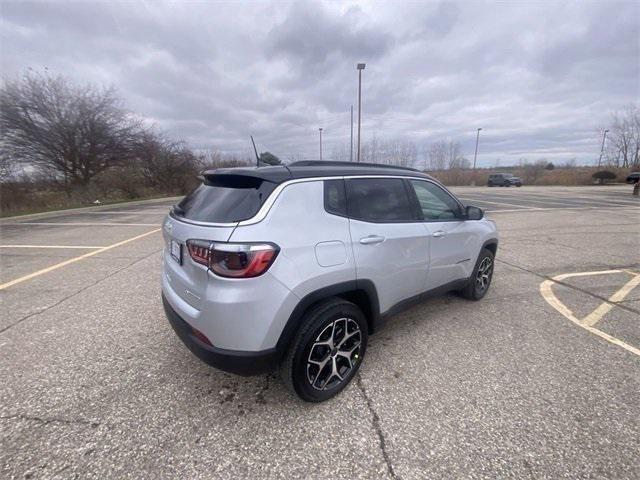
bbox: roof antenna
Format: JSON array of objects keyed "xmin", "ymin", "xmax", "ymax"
[{"xmin": 250, "ymin": 136, "xmax": 260, "ymax": 167}]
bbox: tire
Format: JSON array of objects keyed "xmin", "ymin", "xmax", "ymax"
[
  {"xmin": 281, "ymin": 298, "xmax": 368, "ymax": 402},
  {"xmin": 487, "ymin": 182, "xmax": 494, "ymax": 187},
  {"xmin": 459, "ymin": 248, "xmax": 495, "ymax": 300},
  {"xmin": 516, "ymin": 183, "xmax": 522, "ymax": 187}
]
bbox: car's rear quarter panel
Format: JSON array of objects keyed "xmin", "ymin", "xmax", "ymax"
[{"xmin": 229, "ymin": 180, "xmax": 356, "ymax": 345}]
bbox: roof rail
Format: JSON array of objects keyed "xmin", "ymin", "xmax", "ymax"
[{"xmin": 289, "ymin": 160, "xmax": 420, "ymax": 172}]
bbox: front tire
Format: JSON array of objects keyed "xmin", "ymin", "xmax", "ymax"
[
  {"xmin": 460, "ymin": 248, "xmax": 495, "ymax": 300},
  {"xmin": 281, "ymin": 298, "xmax": 368, "ymax": 402}
]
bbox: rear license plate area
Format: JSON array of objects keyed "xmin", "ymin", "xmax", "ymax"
[{"xmin": 170, "ymin": 239, "xmax": 182, "ymax": 265}]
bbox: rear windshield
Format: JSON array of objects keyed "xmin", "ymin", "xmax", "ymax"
[{"xmin": 174, "ymin": 176, "xmax": 277, "ymax": 223}]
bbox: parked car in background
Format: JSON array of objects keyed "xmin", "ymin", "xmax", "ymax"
[
  {"xmin": 626, "ymin": 172, "xmax": 640, "ymax": 184},
  {"xmin": 488, "ymin": 173, "xmax": 523, "ymax": 187},
  {"xmin": 162, "ymin": 161, "xmax": 499, "ymax": 402}
]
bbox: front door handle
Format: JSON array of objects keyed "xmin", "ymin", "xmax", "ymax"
[
  {"xmin": 433, "ymin": 230, "xmax": 446, "ymax": 238},
  {"xmin": 360, "ymin": 235, "xmax": 385, "ymax": 245}
]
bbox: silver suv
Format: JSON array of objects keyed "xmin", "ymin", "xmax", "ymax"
[{"xmin": 162, "ymin": 161, "xmax": 498, "ymax": 402}]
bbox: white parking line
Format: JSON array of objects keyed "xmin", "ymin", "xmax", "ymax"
[
  {"xmin": 486, "ymin": 206, "xmax": 639, "ymax": 214},
  {"xmin": 499, "ymin": 195, "xmax": 637, "ymax": 208},
  {"xmin": 0, "ymin": 245, "xmax": 105, "ymax": 249},
  {"xmin": 0, "ymin": 228, "xmax": 161, "ymax": 290},
  {"xmin": 464, "ymin": 195, "xmax": 578, "ymax": 208},
  {"xmin": 78, "ymin": 210, "xmax": 169, "ymax": 215},
  {"xmin": 459, "ymin": 198, "xmax": 531, "ymax": 209},
  {"xmin": 2, "ymin": 222, "xmax": 160, "ymax": 227}
]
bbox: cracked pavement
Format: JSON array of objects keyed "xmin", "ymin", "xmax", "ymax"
[{"xmin": 1, "ymin": 187, "xmax": 639, "ymax": 479}]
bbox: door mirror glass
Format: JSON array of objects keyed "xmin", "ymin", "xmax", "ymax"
[{"xmin": 465, "ymin": 205, "xmax": 484, "ymax": 220}]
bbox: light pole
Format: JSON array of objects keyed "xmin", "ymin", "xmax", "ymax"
[
  {"xmin": 472, "ymin": 128, "xmax": 482, "ymax": 185},
  {"xmin": 597, "ymin": 129, "xmax": 609, "ymax": 167},
  {"xmin": 356, "ymin": 63, "xmax": 365, "ymax": 162},
  {"xmin": 319, "ymin": 128, "xmax": 323, "ymax": 161},
  {"xmin": 350, "ymin": 105, "xmax": 354, "ymax": 162}
]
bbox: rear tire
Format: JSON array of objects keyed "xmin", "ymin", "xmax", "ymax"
[
  {"xmin": 460, "ymin": 248, "xmax": 495, "ymax": 300},
  {"xmin": 281, "ymin": 298, "xmax": 368, "ymax": 402}
]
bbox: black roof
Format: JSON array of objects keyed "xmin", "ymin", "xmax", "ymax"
[{"xmin": 204, "ymin": 160, "xmax": 433, "ymax": 184}]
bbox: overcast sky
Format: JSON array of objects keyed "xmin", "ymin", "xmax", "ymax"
[{"xmin": 1, "ymin": 0, "xmax": 638, "ymax": 166}]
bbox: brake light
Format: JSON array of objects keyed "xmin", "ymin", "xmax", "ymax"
[
  {"xmin": 186, "ymin": 240, "xmax": 279, "ymax": 278},
  {"xmin": 186, "ymin": 240, "xmax": 210, "ymax": 266}
]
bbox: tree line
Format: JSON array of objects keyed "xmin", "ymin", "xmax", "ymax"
[{"xmin": 0, "ymin": 73, "xmax": 266, "ymax": 199}]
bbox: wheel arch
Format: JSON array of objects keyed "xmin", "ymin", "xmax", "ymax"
[
  {"xmin": 482, "ymin": 239, "xmax": 498, "ymax": 257},
  {"xmin": 275, "ymin": 280, "xmax": 380, "ymax": 359}
]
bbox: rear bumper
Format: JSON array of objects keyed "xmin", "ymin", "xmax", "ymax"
[{"xmin": 162, "ymin": 294, "xmax": 280, "ymax": 376}]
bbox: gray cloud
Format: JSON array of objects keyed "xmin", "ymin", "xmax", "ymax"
[{"xmin": 1, "ymin": 0, "xmax": 638, "ymax": 165}]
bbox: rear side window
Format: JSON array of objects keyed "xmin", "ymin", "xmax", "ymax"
[
  {"xmin": 346, "ymin": 178, "xmax": 415, "ymax": 222},
  {"xmin": 324, "ymin": 179, "xmax": 347, "ymax": 216},
  {"xmin": 175, "ymin": 176, "xmax": 277, "ymax": 223}
]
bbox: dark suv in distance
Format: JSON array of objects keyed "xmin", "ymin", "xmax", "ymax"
[
  {"xmin": 487, "ymin": 173, "xmax": 523, "ymax": 187},
  {"xmin": 626, "ymin": 172, "xmax": 640, "ymax": 184}
]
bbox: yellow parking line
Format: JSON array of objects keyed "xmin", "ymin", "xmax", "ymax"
[
  {"xmin": 0, "ymin": 229, "xmax": 160, "ymax": 291},
  {"xmin": 0, "ymin": 245, "xmax": 105, "ymax": 249},
  {"xmin": 540, "ymin": 270, "xmax": 640, "ymax": 357},
  {"xmin": 582, "ymin": 273, "xmax": 640, "ymax": 327}
]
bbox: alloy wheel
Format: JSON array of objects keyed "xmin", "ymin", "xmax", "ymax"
[
  {"xmin": 306, "ymin": 317, "xmax": 362, "ymax": 391},
  {"xmin": 476, "ymin": 256, "xmax": 493, "ymax": 293}
]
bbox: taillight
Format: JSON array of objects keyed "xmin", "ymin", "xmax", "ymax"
[{"xmin": 186, "ymin": 240, "xmax": 279, "ymax": 278}]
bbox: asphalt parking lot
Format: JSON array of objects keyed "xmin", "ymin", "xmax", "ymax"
[{"xmin": 1, "ymin": 185, "xmax": 639, "ymax": 479}]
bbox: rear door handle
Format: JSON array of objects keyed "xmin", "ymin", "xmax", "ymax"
[
  {"xmin": 433, "ymin": 230, "xmax": 446, "ymax": 238},
  {"xmin": 360, "ymin": 235, "xmax": 385, "ymax": 245}
]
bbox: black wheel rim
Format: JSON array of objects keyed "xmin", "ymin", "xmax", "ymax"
[
  {"xmin": 306, "ymin": 317, "xmax": 362, "ymax": 391},
  {"xmin": 475, "ymin": 257, "xmax": 493, "ymax": 293}
]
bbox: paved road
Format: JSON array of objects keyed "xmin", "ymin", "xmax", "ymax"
[{"xmin": 1, "ymin": 186, "xmax": 639, "ymax": 479}]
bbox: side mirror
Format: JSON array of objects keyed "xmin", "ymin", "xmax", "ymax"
[{"xmin": 465, "ymin": 205, "xmax": 484, "ymax": 220}]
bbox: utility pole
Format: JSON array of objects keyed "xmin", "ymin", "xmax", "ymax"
[
  {"xmin": 319, "ymin": 128, "xmax": 323, "ymax": 161},
  {"xmin": 598, "ymin": 129, "xmax": 609, "ymax": 167},
  {"xmin": 472, "ymin": 128, "xmax": 482, "ymax": 186},
  {"xmin": 350, "ymin": 105, "xmax": 354, "ymax": 162},
  {"xmin": 356, "ymin": 63, "xmax": 365, "ymax": 162}
]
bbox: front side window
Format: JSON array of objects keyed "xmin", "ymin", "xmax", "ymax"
[
  {"xmin": 409, "ymin": 180, "xmax": 461, "ymax": 221},
  {"xmin": 346, "ymin": 178, "xmax": 415, "ymax": 222}
]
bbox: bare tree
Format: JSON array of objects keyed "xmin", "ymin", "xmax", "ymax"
[
  {"xmin": 0, "ymin": 73, "xmax": 142, "ymax": 187},
  {"xmin": 356, "ymin": 136, "xmax": 418, "ymax": 167},
  {"xmin": 134, "ymin": 132, "xmax": 198, "ymax": 193},
  {"xmin": 330, "ymin": 144, "xmax": 350, "ymax": 162},
  {"xmin": 606, "ymin": 104, "xmax": 640, "ymax": 168},
  {"xmin": 0, "ymin": 151, "xmax": 18, "ymax": 182},
  {"xmin": 425, "ymin": 140, "xmax": 467, "ymax": 170},
  {"xmin": 195, "ymin": 148, "xmax": 253, "ymax": 170}
]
